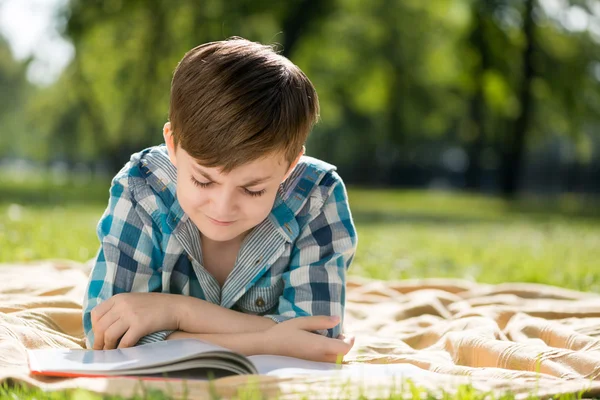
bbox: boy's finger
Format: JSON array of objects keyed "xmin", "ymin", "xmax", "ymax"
[
  {"xmin": 90, "ymin": 299, "xmax": 114, "ymax": 324},
  {"xmin": 92, "ymin": 333, "xmax": 104, "ymax": 351},
  {"xmin": 337, "ymin": 334, "xmax": 355, "ymax": 343},
  {"xmin": 92, "ymin": 324, "xmax": 109, "ymax": 350},
  {"xmin": 342, "ymin": 335, "xmax": 355, "ymax": 347},
  {"xmin": 103, "ymin": 320, "xmax": 128, "ymax": 350},
  {"xmin": 117, "ymin": 329, "xmax": 141, "ymax": 349},
  {"xmin": 94, "ymin": 308, "xmax": 120, "ymax": 335},
  {"xmin": 92, "ymin": 308, "xmax": 121, "ymax": 350},
  {"xmin": 321, "ymin": 335, "xmax": 354, "ymax": 356}
]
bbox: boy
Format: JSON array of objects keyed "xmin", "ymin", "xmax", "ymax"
[{"xmin": 83, "ymin": 38, "xmax": 357, "ymax": 363}]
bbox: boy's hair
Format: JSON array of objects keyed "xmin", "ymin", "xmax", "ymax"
[{"xmin": 169, "ymin": 37, "xmax": 319, "ymax": 172}]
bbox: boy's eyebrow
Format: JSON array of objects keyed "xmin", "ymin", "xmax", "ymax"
[{"xmin": 192, "ymin": 164, "xmax": 273, "ymax": 186}]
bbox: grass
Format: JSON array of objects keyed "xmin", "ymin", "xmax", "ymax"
[
  {"xmin": 0, "ymin": 203, "xmax": 101, "ymax": 262},
  {"xmin": 1, "ymin": 177, "xmax": 599, "ymax": 399},
  {"xmin": 348, "ymin": 188, "xmax": 600, "ymax": 292},
  {"xmin": 1, "ymin": 380, "xmax": 590, "ymax": 400}
]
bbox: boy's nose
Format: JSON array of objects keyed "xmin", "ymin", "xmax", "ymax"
[{"xmin": 211, "ymin": 191, "xmax": 237, "ymax": 217}]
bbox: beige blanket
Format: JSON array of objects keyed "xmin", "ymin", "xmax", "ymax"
[{"xmin": 2, "ymin": 261, "xmax": 600, "ymax": 399}]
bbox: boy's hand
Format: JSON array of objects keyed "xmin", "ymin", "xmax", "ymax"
[
  {"xmin": 91, "ymin": 293, "xmax": 180, "ymax": 350},
  {"xmin": 264, "ymin": 316, "xmax": 354, "ymax": 363}
]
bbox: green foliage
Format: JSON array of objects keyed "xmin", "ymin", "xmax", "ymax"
[
  {"xmin": 2, "ymin": 0, "xmax": 597, "ymax": 182},
  {"xmin": 0, "ymin": 36, "xmax": 33, "ymax": 159}
]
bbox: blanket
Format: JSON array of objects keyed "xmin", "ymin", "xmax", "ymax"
[{"xmin": 1, "ymin": 261, "xmax": 600, "ymax": 399}]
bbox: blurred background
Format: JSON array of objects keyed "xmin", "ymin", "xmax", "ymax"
[{"xmin": 0, "ymin": 0, "xmax": 598, "ymax": 290}]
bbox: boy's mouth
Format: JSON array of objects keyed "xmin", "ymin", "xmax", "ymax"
[{"xmin": 207, "ymin": 216, "xmax": 235, "ymax": 226}]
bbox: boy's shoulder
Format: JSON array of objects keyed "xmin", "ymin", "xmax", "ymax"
[
  {"xmin": 284, "ymin": 154, "xmax": 339, "ymax": 190},
  {"xmin": 279, "ymin": 154, "xmax": 343, "ymax": 215},
  {"xmin": 110, "ymin": 144, "xmax": 178, "ymax": 209}
]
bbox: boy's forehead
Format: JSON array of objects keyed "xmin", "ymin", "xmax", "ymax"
[{"xmin": 185, "ymin": 149, "xmax": 289, "ymax": 174}]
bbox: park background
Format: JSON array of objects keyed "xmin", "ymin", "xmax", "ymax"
[{"xmin": 0, "ymin": 0, "xmax": 599, "ymax": 291}]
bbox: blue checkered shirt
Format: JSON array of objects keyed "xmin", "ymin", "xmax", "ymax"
[{"xmin": 83, "ymin": 145, "xmax": 357, "ymax": 348}]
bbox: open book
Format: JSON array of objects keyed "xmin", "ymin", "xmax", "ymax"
[{"xmin": 28, "ymin": 338, "xmax": 431, "ymax": 380}]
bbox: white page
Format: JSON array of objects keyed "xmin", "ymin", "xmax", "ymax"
[
  {"xmin": 249, "ymin": 354, "xmax": 342, "ymax": 375},
  {"xmin": 249, "ymin": 355, "xmax": 435, "ymax": 379},
  {"xmin": 28, "ymin": 339, "xmax": 235, "ymax": 373}
]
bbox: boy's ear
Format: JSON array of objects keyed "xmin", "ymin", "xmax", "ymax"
[
  {"xmin": 282, "ymin": 146, "xmax": 305, "ymax": 182},
  {"xmin": 163, "ymin": 122, "xmax": 178, "ymax": 168}
]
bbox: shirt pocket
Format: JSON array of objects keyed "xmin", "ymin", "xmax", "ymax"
[{"xmin": 234, "ymin": 282, "xmax": 283, "ymax": 315}]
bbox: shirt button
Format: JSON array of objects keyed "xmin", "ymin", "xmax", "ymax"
[{"xmin": 255, "ymin": 297, "xmax": 265, "ymax": 307}]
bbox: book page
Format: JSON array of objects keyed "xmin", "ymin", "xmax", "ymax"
[
  {"xmin": 248, "ymin": 355, "xmax": 342, "ymax": 375},
  {"xmin": 28, "ymin": 339, "xmax": 242, "ymax": 374},
  {"xmin": 249, "ymin": 355, "xmax": 434, "ymax": 378}
]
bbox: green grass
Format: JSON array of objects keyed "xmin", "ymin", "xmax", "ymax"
[
  {"xmin": 0, "ymin": 203, "xmax": 101, "ymax": 263},
  {"xmin": 1, "ymin": 380, "xmax": 590, "ymax": 400},
  {"xmin": 0, "ymin": 176, "xmax": 107, "ymax": 263},
  {"xmin": 1, "ymin": 178, "xmax": 599, "ymax": 399},
  {"xmin": 348, "ymin": 189, "xmax": 600, "ymax": 292}
]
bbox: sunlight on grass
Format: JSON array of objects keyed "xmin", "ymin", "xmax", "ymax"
[
  {"xmin": 348, "ymin": 189, "xmax": 600, "ymax": 292},
  {"xmin": 0, "ymin": 203, "xmax": 102, "ymax": 263}
]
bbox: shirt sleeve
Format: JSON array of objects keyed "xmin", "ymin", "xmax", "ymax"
[
  {"xmin": 264, "ymin": 171, "xmax": 358, "ymax": 338},
  {"xmin": 82, "ymin": 175, "xmax": 173, "ymax": 349}
]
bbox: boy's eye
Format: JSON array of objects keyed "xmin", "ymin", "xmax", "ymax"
[
  {"xmin": 191, "ymin": 177, "xmax": 265, "ymax": 197},
  {"xmin": 244, "ymin": 188, "xmax": 266, "ymax": 197},
  {"xmin": 191, "ymin": 177, "xmax": 212, "ymax": 188}
]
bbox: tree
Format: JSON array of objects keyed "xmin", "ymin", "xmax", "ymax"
[
  {"xmin": 16, "ymin": 0, "xmax": 600, "ymax": 195},
  {"xmin": 500, "ymin": 0, "xmax": 536, "ymax": 198},
  {"xmin": 0, "ymin": 36, "xmax": 32, "ymax": 159},
  {"xmin": 42, "ymin": 0, "xmax": 336, "ymax": 172}
]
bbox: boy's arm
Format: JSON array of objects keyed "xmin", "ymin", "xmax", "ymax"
[
  {"xmin": 175, "ymin": 295, "xmax": 275, "ymax": 334},
  {"xmin": 166, "ymin": 331, "xmax": 264, "ymax": 355},
  {"xmin": 167, "ymin": 316, "xmax": 353, "ymax": 362},
  {"xmin": 83, "ymin": 175, "xmax": 171, "ymax": 348}
]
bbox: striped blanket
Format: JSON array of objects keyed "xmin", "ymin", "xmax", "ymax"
[{"xmin": 1, "ymin": 261, "xmax": 599, "ymax": 399}]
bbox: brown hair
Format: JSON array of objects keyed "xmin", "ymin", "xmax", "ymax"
[{"xmin": 169, "ymin": 37, "xmax": 319, "ymax": 172}]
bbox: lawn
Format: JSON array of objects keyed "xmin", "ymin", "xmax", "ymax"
[
  {"xmin": 348, "ymin": 189, "xmax": 600, "ymax": 292},
  {"xmin": 1, "ymin": 177, "xmax": 598, "ymax": 399}
]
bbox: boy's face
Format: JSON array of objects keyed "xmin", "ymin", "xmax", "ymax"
[{"xmin": 164, "ymin": 126, "xmax": 299, "ymax": 243}]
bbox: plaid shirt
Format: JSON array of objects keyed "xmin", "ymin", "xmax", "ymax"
[{"xmin": 83, "ymin": 145, "xmax": 357, "ymax": 348}]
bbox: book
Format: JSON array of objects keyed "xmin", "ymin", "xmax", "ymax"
[{"xmin": 27, "ymin": 338, "xmax": 431, "ymax": 380}]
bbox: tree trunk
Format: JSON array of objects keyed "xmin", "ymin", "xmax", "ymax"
[
  {"xmin": 280, "ymin": 0, "xmax": 334, "ymax": 59},
  {"xmin": 501, "ymin": 0, "xmax": 536, "ymax": 199},
  {"xmin": 380, "ymin": 0, "xmax": 404, "ymax": 185},
  {"xmin": 465, "ymin": 6, "xmax": 489, "ymax": 191}
]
